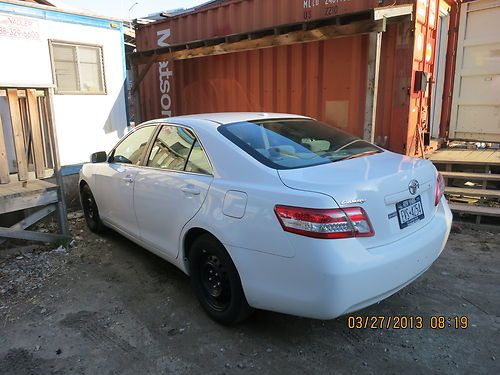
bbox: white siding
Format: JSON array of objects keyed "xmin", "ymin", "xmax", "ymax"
[{"xmin": 0, "ymin": 10, "xmax": 128, "ymax": 166}]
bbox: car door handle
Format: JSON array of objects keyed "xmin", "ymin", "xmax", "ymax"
[
  {"xmin": 122, "ymin": 176, "xmax": 134, "ymax": 184},
  {"xmin": 181, "ymin": 186, "xmax": 201, "ymax": 195}
]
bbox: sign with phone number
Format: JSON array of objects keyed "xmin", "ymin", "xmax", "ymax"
[{"xmin": 0, "ymin": 14, "xmax": 40, "ymax": 40}]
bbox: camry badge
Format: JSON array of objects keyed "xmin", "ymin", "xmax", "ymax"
[
  {"xmin": 408, "ymin": 180, "xmax": 419, "ymax": 195},
  {"xmin": 340, "ymin": 199, "xmax": 366, "ymax": 205}
]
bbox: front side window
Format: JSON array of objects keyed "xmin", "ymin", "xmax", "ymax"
[
  {"xmin": 50, "ymin": 41, "xmax": 106, "ymax": 94},
  {"xmin": 112, "ymin": 126, "xmax": 156, "ymax": 165},
  {"xmin": 218, "ymin": 119, "xmax": 382, "ymax": 170},
  {"xmin": 148, "ymin": 125, "xmax": 213, "ymax": 175}
]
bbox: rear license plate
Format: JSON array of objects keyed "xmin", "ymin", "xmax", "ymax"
[{"xmin": 396, "ymin": 195, "xmax": 425, "ymax": 229}]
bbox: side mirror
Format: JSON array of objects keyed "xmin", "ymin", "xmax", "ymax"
[{"xmin": 91, "ymin": 151, "xmax": 107, "ymax": 163}]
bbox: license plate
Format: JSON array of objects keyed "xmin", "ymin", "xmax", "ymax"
[{"xmin": 396, "ymin": 195, "xmax": 425, "ymax": 229}]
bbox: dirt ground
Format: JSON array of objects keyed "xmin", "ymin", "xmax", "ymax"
[{"xmin": 0, "ymin": 215, "xmax": 498, "ymax": 375}]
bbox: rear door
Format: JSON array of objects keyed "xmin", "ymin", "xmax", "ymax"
[
  {"xmin": 94, "ymin": 125, "xmax": 157, "ymax": 236},
  {"xmin": 134, "ymin": 125, "xmax": 213, "ymax": 259}
]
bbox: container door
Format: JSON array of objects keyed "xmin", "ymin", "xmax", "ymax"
[
  {"xmin": 449, "ymin": 0, "xmax": 500, "ymax": 142},
  {"xmin": 430, "ymin": 12, "xmax": 450, "ymax": 139}
]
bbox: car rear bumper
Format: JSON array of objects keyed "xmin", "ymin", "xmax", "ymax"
[{"xmin": 228, "ymin": 199, "xmax": 452, "ymax": 319}]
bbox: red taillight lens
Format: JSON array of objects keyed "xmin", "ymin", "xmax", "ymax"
[
  {"xmin": 274, "ymin": 205, "xmax": 374, "ymax": 239},
  {"xmin": 435, "ymin": 172, "xmax": 445, "ymax": 206}
]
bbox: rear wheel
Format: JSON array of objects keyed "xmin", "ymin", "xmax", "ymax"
[
  {"xmin": 189, "ymin": 234, "xmax": 253, "ymax": 325},
  {"xmin": 80, "ymin": 184, "xmax": 105, "ymax": 234}
]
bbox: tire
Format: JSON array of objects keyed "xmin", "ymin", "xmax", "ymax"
[
  {"xmin": 189, "ymin": 234, "xmax": 253, "ymax": 325},
  {"xmin": 80, "ymin": 184, "xmax": 106, "ymax": 234}
]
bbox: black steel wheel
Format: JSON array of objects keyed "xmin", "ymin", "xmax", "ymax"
[
  {"xmin": 189, "ymin": 234, "xmax": 253, "ymax": 325},
  {"xmin": 80, "ymin": 184, "xmax": 105, "ymax": 233}
]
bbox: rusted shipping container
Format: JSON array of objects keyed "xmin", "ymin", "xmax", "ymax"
[
  {"xmin": 135, "ymin": 0, "xmax": 414, "ymax": 48},
  {"xmin": 133, "ymin": 0, "xmax": 452, "ymax": 155}
]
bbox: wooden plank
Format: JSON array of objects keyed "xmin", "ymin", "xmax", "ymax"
[
  {"xmin": 432, "ymin": 158, "xmax": 500, "ymax": 166},
  {"xmin": 0, "ymin": 204, "xmax": 56, "ymax": 245},
  {"xmin": 0, "ymin": 113, "xmax": 11, "ymax": 184},
  {"xmin": 430, "ymin": 150, "xmax": 500, "ymax": 166},
  {"xmin": 446, "ymin": 186, "xmax": 500, "ymax": 199},
  {"xmin": 130, "ymin": 59, "xmax": 156, "ymax": 94},
  {"xmin": 0, "ymin": 179, "xmax": 58, "ymax": 199},
  {"xmin": 132, "ymin": 20, "xmax": 385, "ymax": 65},
  {"xmin": 449, "ymin": 203, "xmax": 500, "ymax": 217},
  {"xmin": 0, "ymin": 227, "xmax": 69, "ymax": 243},
  {"xmin": 0, "ymin": 188, "xmax": 58, "ymax": 214},
  {"xmin": 46, "ymin": 88, "xmax": 69, "ymax": 236},
  {"xmin": 7, "ymin": 89, "xmax": 28, "ymax": 181},
  {"xmin": 26, "ymin": 89, "xmax": 46, "ymax": 178},
  {"xmin": 441, "ymin": 171, "xmax": 500, "ymax": 181}
]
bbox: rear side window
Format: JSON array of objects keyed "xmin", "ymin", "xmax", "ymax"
[
  {"xmin": 185, "ymin": 141, "xmax": 212, "ymax": 175},
  {"xmin": 147, "ymin": 125, "xmax": 213, "ymax": 175},
  {"xmin": 218, "ymin": 119, "xmax": 382, "ymax": 170},
  {"xmin": 148, "ymin": 126, "xmax": 194, "ymax": 171}
]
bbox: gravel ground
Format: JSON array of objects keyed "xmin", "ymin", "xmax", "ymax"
[{"xmin": 0, "ymin": 215, "xmax": 499, "ymax": 375}]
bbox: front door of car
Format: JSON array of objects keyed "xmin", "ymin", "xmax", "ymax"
[
  {"xmin": 134, "ymin": 125, "xmax": 214, "ymax": 259},
  {"xmin": 94, "ymin": 125, "xmax": 157, "ymax": 236}
]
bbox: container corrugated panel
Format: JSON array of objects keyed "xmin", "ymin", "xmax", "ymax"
[
  {"xmin": 134, "ymin": 0, "xmax": 422, "ymax": 155},
  {"xmin": 406, "ymin": 0, "xmax": 439, "ymax": 155},
  {"xmin": 375, "ymin": 22, "xmax": 414, "ymax": 153},
  {"xmin": 167, "ymin": 35, "xmax": 369, "ymax": 137},
  {"xmin": 136, "ymin": 0, "xmax": 413, "ymax": 49},
  {"xmin": 137, "ymin": 37, "xmax": 369, "ymax": 137}
]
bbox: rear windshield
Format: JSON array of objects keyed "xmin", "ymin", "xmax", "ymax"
[{"xmin": 218, "ymin": 119, "xmax": 382, "ymax": 170}]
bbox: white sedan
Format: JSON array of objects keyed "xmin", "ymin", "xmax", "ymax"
[{"xmin": 79, "ymin": 113, "xmax": 452, "ymax": 325}]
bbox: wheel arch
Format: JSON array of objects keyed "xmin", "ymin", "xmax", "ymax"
[
  {"xmin": 182, "ymin": 227, "xmax": 224, "ymax": 270},
  {"xmin": 79, "ymin": 179, "xmax": 88, "ymax": 191}
]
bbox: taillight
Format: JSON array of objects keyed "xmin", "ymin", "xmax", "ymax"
[
  {"xmin": 435, "ymin": 172, "xmax": 445, "ymax": 206},
  {"xmin": 274, "ymin": 205, "xmax": 374, "ymax": 239}
]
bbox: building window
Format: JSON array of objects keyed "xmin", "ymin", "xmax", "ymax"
[{"xmin": 50, "ymin": 41, "xmax": 106, "ymax": 94}]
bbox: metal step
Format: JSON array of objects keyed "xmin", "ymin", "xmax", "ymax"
[
  {"xmin": 441, "ymin": 171, "xmax": 500, "ymax": 182},
  {"xmin": 445, "ymin": 187, "xmax": 500, "ymax": 199},
  {"xmin": 449, "ymin": 203, "xmax": 500, "ymax": 217}
]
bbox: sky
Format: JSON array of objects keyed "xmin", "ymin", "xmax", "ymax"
[{"xmin": 58, "ymin": 0, "xmax": 210, "ymax": 20}]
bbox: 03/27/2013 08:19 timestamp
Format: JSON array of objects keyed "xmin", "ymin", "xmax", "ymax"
[{"xmin": 347, "ymin": 316, "xmax": 470, "ymax": 330}]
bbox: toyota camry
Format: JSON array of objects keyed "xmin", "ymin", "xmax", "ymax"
[{"xmin": 79, "ymin": 113, "xmax": 452, "ymax": 325}]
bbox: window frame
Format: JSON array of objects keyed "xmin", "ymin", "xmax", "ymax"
[
  {"xmin": 49, "ymin": 40, "xmax": 107, "ymax": 95},
  {"xmin": 142, "ymin": 123, "xmax": 214, "ymax": 176},
  {"xmin": 107, "ymin": 122, "xmax": 214, "ymax": 176}
]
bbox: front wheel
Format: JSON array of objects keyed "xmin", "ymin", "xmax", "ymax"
[
  {"xmin": 80, "ymin": 184, "xmax": 106, "ymax": 234},
  {"xmin": 189, "ymin": 234, "xmax": 253, "ymax": 325}
]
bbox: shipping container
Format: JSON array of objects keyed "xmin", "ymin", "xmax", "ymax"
[{"xmin": 133, "ymin": 0, "xmax": 453, "ymax": 156}]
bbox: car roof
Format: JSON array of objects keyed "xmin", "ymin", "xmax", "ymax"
[{"xmin": 149, "ymin": 112, "xmax": 311, "ymax": 127}]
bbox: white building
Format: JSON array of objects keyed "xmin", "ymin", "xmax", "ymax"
[{"xmin": 0, "ymin": 0, "xmax": 128, "ymax": 174}]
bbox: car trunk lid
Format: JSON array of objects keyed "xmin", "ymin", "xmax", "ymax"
[{"xmin": 277, "ymin": 151, "xmax": 438, "ymax": 249}]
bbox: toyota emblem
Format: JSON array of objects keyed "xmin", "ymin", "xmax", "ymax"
[{"xmin": 408, "ymin": 180, "xmax": 420, "ymax": 195}]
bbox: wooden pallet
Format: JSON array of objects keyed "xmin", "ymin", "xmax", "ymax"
[
  {"xmin": 430, "ymin": 149, "xmax": 500, "ymax": 225},
  {"xmin": 0, "ymin": 87, "xmax": 69, "ymax": 244},
  {"xmin": 0, "ymin": 180, "xmax": 66, "ymax": 243},
  {"xmin": 449, "ymin": 203, "xmax": 500, "ymax": 225},
  {"xmin": 441, "ymin": 171, "xmax": 500, "ymax": 182},
  {"xmin": 429, "ymin": 149, "xmax": 500, "ymax": 167},
  {"xmin": 445, "ymin": 187, "xmax": 500, "ymax": 199}
]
